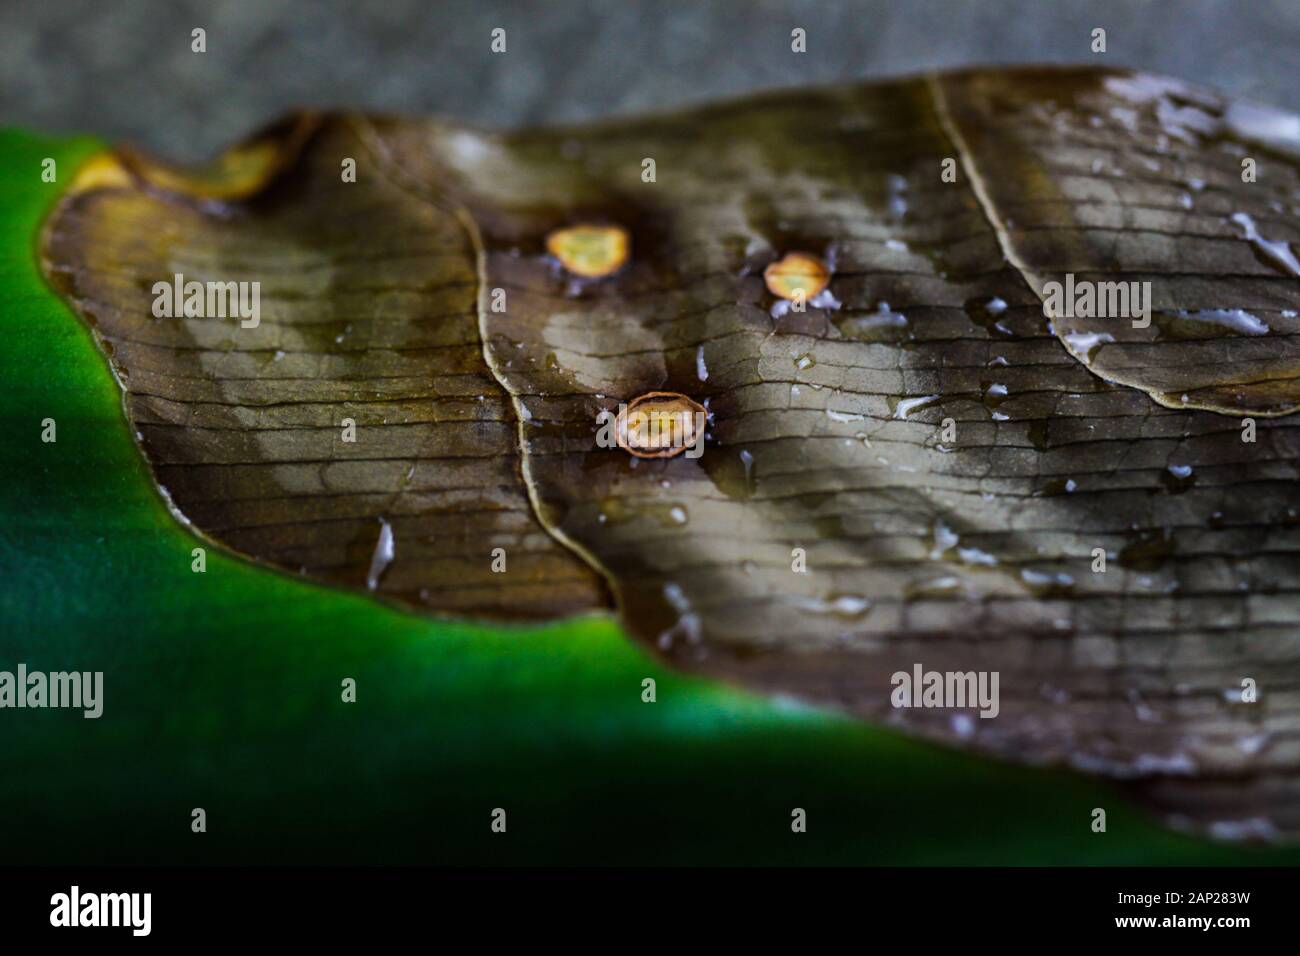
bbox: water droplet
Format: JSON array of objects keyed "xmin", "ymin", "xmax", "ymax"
[
  {"xmin": 1134, "ymin": 751, "xmax": 1196, "ymax": 774},
  {"xmin": 1237, "ymin": 733, "xmax": 1270, "ymax": 755},
  {"xmin": 1019, "ymin": 567, "xmax": 1075, "ymax": 596},
  {"xmin": 964, "ymin": 297, "xmax": 1014, "ymax": 338},
  {"xmin": 929, "ymin": 520, "xmax": 959, "ymax": 560},
  {"xmin": 1162, "ymin": 463, "xmax": 1196, "ymax": 494},
  {"xmin": 1230, "ymin": 211, "xmax": 1300, "ymax": 277},
  {"xmin": 657, "ymin": 583, "xmax": 701, "ymax": 648},
  {"xmin": 950, "ymin": 714, "xmax": 975, "ymax": 738},
  {"xmin": 1063, "ymin": 330, "xmax": 1115, "ymax": 361},
  {"xmin": 1127, "ymin": 688, "xmax": 1158, "ymax": 722},
  {"xmin": 957, "ymin": 546, "xmax": 998, "ymax": 567},
  {"xmin": 886, "ymin": 173, "xmax": 909, "ymax": 218},
  {"xmin": 810, "ymin": 288, "xmax": 842, "ymax": 311},
  {"xmin": 1168, "ymin": 308, "xmax": 1269, "ymax": 336},
  {"xmin": 789, "ymin": 594, "xmax": 872, "ymax": 618},
  {"xmin": 905, "ymin": 575, "xmax": 975, "ymax": 599},
  {"xmin": 872, "ymin": 300, "xmax": 907, "ymax": 323},
  {"xmin": 892, "ymin": 394, "xmax": 940, "ymax": 419},
  {"xmin": 982, "ymin": 382, "xmax": 1009, "ymax": 418},
  {"xmin": 1041, "ymin": 477, "xmax": 1077, "ymax": 495},
  {"xmin": 366, "ymin": 518, "xmax": 394, "ymax": 591}
]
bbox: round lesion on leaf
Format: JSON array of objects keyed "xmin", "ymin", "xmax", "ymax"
[
  {"xmin": 764, "ymin": 251, "xmax": 831, "ymax": 300},
  {"xmin": 545, "ymin": 224, "xmax": 630, "ymax": 278},
  {"xmin": 616, "ymin": 392, "xmax": 706, "ymax": 459}
]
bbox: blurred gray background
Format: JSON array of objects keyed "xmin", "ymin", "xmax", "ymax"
[{"xmin": 2, "ymin": 0, "xmax": 1297, "ymax": 161}]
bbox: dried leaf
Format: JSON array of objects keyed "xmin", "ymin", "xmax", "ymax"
[{"xmin": 43, "ymin": 67, "xmax": 1300, "ymax": 839}]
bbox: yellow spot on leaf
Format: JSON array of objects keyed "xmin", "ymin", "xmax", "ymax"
[
  {"xmin": 546, "ymin": 224, "xmax": 630, "ymax": 278},
  {"xmin": 764, "ymin": 251, "xmax": 830, "ymax": 300},
  {"xmin": 616, "ymin": 392, "xmax": 706, "ymax": 459}
]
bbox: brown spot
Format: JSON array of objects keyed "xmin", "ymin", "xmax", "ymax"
[
  {"xmin": 545, "ymin": 224, "xmax": 630, "ymax": 278},
  {"xmin": 764, "ymin": 251, "xmax": 830, "ymax": 300},
  {"xmin": 615, "ymin": 392, "xmax": 706, "ymax": 458}
]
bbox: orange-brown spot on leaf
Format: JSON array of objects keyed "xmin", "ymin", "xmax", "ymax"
[
  {"xmin": 545, "ymin": 224, "xmax": 630, "ymax": 278},
  {"xmin": 763, "ymin": 251, "xmax": 830, "ymax": 300},
  {"xmin": 615, "ymin": 392, "xmax": 706, "ymax": 459}
]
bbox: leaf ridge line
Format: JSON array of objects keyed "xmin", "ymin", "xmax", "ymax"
[{"xmin": 925, "ymin": 73, "xmax": 1053, "ymax": 321}]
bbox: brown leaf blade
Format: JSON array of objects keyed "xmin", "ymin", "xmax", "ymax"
[{"xmin": 42, "ymin": 68, "xmax": 1300, "ymax": 839}]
